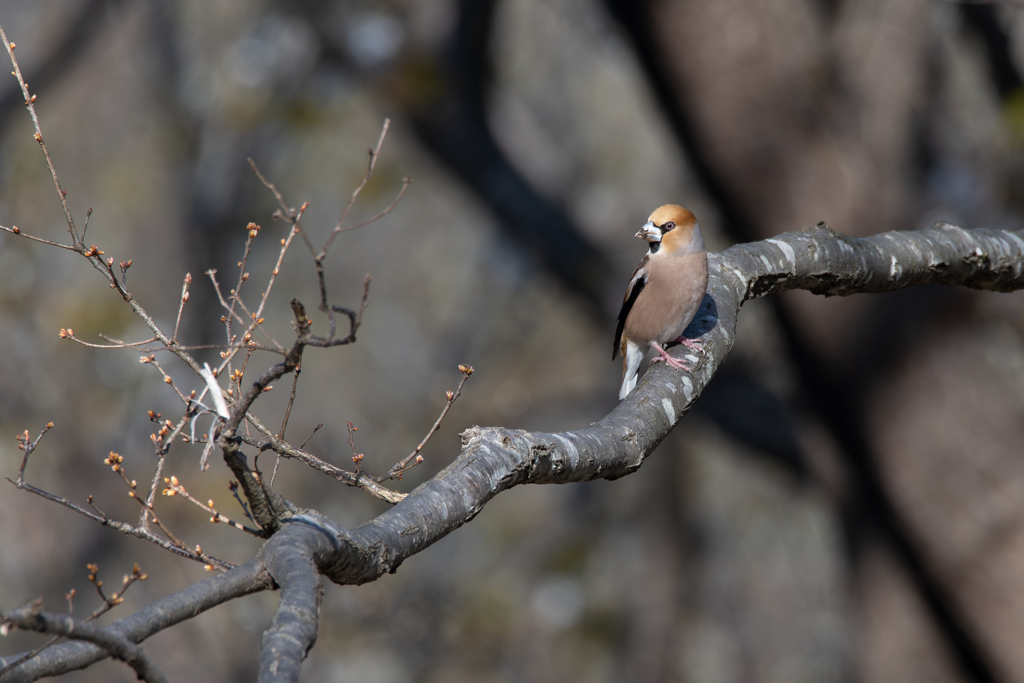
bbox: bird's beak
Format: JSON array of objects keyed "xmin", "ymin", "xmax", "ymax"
[{"xmin": 635, "ymin": 221, "xmax": 661, "ymax": 242}]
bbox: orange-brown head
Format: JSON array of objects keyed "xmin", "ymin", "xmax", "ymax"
[{"xmin": 635, "ymin": 204, "xmax": 704, "ymax": 255}]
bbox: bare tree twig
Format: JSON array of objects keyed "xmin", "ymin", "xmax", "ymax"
[
  {"xmin": 0, "ymin": 29, "xmax": 79, "ymax": 245},
  {"xmin": 248, "ymin": 121, "xmax": 400, "ymax": 350},
  {"xmin": 239, "ymin": 424, "xmax": 406, "ymax": 504},
  {"xmin": 314, "ymin": 274, "xmax": 372, "ymax": 347},
  {"xmin": 6, "ymin": 474, "xmax": 234, "ymax": 571},
  {"xmin": 103, "ymin": 452, "xmax": 190, "ymax": 549},
  {"xmin": 162, "ymin": 475, "xmax": 264, "ymax": 537},
  {"xmin": 141, "ymin": 408, "xmax": 195, "ymax": 528},
  {"xmin": 0, "ymin": 224, "xmax": 78, "ymax": 250},
  {"xmin": 247, "ymin": 160, "xmax": 317, "ymax": 256},
  {"xmin": 251, "ymin": 222, "xmax": 301, "ymax": 339},
  {"xmin": 319, "ymin": 117, "xmax": 392, "ymax": 257},
  {"xmin": 62, "ymin": 332, "xmax": 160, "ymax": 349},
  {"xmin": 347, "ymin": 422, "xmax": 363, "ymax": 474},
  {"xmin": 226, "ymin": 224, "xmax": 259, "ymax": 352},
  {"xmin": 172, "ymin": 273, "xmax": 192, "ymax": 343},
  {"xmin": 379, "ymin": 365, "xmax": 474, "ymax": 482},
  {"xmin": 329, "ymin": 177, "xmax": 411, "ymax": 237},
  {"xmin": 14, "ymin": 422, "xmax": 55, "ymax": 485}
]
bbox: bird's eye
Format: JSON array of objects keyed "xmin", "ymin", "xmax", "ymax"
[{"xmin": 662, "ymin": 222, "xmax": 676, "ymax": 231}]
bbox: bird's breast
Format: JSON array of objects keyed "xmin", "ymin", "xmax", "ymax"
[{"xmin": 624, "ymin": 252, "xmax": 708, "ymax": 345}]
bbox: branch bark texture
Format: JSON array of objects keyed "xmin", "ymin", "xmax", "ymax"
[
  {"xmin": 320, "ymin": 222, "xmax": 1024, "ymax": 583},
  {"xmin": 6, "ymin": 223, "xmax": 1023, "ymax": 681},
  {"xmin": 0, "ymin": 560, "xmax": 273, "ymax": 681}
]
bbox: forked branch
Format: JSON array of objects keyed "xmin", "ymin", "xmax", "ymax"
[
  {"xmin": 10, "ymin": 221, "xmax": 1024, "ymax": 683},
  {"xmin": 0, "ymin": 601, "xmax": 167, "ymax": 683}
]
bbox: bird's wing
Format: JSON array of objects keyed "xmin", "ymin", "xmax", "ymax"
[{"xmin": 613, "ymin": 256, "xmax": 649, "ymax": 360}]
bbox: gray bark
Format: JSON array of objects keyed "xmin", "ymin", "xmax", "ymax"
[{"xmin": 4, "ymin": 222, "xmax": 1023, "ymax": 682}]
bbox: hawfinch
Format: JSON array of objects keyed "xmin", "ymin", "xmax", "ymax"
[{"xmin": 613, "ymin": 205, "xmax": 709, "ymax": 399}]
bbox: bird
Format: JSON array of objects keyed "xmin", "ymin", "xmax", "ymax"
[{"xmin": 613, "ymin": 204, "xmax": 709, "ymax": 399}]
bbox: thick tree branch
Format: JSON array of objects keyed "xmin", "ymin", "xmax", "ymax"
[
  {"xmin": 314, "ymin": 222, "xmax": 1024, "ymax": 584},
  {"xmin": 7, "ymin": 223, "xmax": 1022, "ymax": 682},
  {"xmin": 0, "ymin": 560, "xmax": 273, "ymax": 681},
  {"xmin": 257, "ymin": 520, "xmax": 338, "ymax": 683},
  {"xmin": 0, "ymin": 601, "xmax": 167, "ymax": 683}
]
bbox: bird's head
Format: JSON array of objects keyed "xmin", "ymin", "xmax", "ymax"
[{"xmin": 635, "ymin": 204, "xmax": 703, "ymax": 254}]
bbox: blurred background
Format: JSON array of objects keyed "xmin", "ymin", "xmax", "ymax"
[{"xmin": 1, "ymin": 0, "xmax": 1024, "ymax": 681}]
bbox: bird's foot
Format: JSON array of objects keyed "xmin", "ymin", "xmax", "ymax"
[
  {"xmin": 675, "ymin": 336, "xmax": 703, "ymax": 352},
  {"xmin": 650, "ymin": 342, "xmax": 692, "ymax": 372}
]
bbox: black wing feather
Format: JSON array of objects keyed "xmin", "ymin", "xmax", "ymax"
[{"xmin": 613, "ymin": 266, "xmax": 648, "ymax": 359}]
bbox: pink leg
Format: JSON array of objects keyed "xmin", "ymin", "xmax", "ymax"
[
  {"xmin": 675, "ymin": 336, "xmax": 703, "ymax": 352},
  {"xmin": 648, "ymin": 342, "xmax": 691, "ymax": 372}
]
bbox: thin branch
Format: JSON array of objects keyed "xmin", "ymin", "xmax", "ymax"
[
  {"xmin": 13, "ymin": 422, "xmax": 55, "ymax": 485},
  {"xmin": 271, "ymin": 364, "xmax": 305, "ymax": 486},
  {"xmin": 84, "ymin": 563, "xmax": 149, "ymax": 618},
  {"xmin": 346, "ymin": 421, "xmax": 364, "ymax": 473},
  {"xmin": 103, "ymin": 452, "xmax": 193, "ymax": 550},
  {"xmin": 6, "ymin": 477, "xmax": 234, "ymax": 571},
  {"xmin": 252, "ymin": 222, "xmax": 302, "ymax": 326},
  {"xmin": 118, "ymin": 257, "xmax": 131, "ymax": 288},
  {"xmin": 161, "ymin": 476, "xmax": 264, "ymax": 537},
  {"xmin": 314, "ymin": 274, "xmax": 372, "ymax": 346},
  {"xmin": 141, "ymin": 407, "xmax": 196, "ymax": 529},
  {"xmin": 172, "ymin": 272, "xmax": 191, "ymax": 343},
  {"xmin": 139, "ymin": 355, "xmax": 190, "ymax": 405},
  {"xmin": 1, "ymin": 25, "xmax": 217, "ymax": 395},
  {"xmin": 0, "ymin": 224, "xmax": 77, "ymax": 250},
  {"xmin": 299, "ymin": 423, "xmax": 322, "ymax": 450},
  {"xmin": 207, "ymin": 267, "xmax": 285, "ymax": 353},
  {"xmin": 81, "ymin": 207, "xmax": 92, "ymax": 241},
  {"xmin": 379, "ymin": 365, "xmax": 474, "ymax": 482},
  {"xmin": 225, "ymin": 225, "xmax": 259, "ymax": 354},
  {"xmin": 248, "ymin": 123, "xmax": 400, "ymax": 351},
  {"xmin": 238, "ymin": 423, "xmax": 406, "ymax": 504},
  {"xmin": 227, "ymin": 480, "xmax": 256, "ymax": 525},
  {"xmin": 61, "ymin": 331, "xmax": 159, "ymax": 349},
  {"xmin": 320, "ymin": 117, "xmax": 392, "ymax": 257},
  {"xmin": 329, "ymin": 177, "xmax": 411, "ymax": 236},
  {"xmin": 0, "ymin": 29, "xmax": 79, "ymax": 244},
  {"xmin": 247, "ymin": 159, "xmax": 317, "ymax": 255},
  {"xmin": 278, "ymin": 366, "xmax": 302, "ymax": 441}
]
